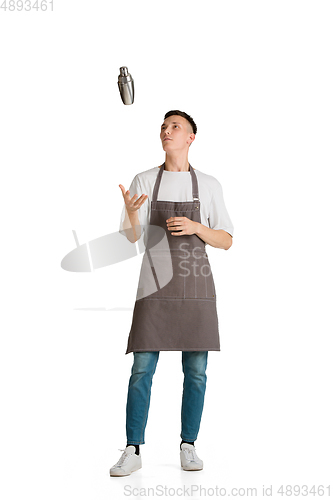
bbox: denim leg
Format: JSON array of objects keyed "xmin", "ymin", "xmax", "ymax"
[
  {"xmin": 126, "ymin": 351, "xmax": 159, "ymax": 445},
  {"xmin": 180, "ymin": 351, "xmax": 208, "ymax": 442}
]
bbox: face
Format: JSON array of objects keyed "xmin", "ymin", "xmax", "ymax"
[{"xmin": 160, "ymin": 115, "xmax": 195, "ymax": 152}]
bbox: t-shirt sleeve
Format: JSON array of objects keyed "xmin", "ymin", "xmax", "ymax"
[
  {"xmin": 119, "ymin": 174, "xmax": 148, "ymax": 237},
  {"xmin": 208, "ymin": 179, "xmax": 234, "ymax": 237}
]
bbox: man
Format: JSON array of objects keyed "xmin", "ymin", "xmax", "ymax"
[{"xmin": 110, "ymin": 110, "xmax": 234, "ymax": 476}]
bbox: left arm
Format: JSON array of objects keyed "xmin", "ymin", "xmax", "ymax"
[
  {"xmin": 166, "ymin": 217, "xmax": 233, "ymax": 250},
  {"xmin": 195, "ymin": 222, "xmax": 232, "ymax": 250}
]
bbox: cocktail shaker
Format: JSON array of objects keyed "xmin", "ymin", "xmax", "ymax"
[{"xmin": 117, "ymin": 66, "xmax": 134, "ymax": 105}]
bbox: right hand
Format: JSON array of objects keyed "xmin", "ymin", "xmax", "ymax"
[{"xmin": 119, "ymin": 184, "xmax": 148, "ymax": 214}]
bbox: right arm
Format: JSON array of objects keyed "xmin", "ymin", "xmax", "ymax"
[{"xmin": 119, "ymin": 183, "xmax": 148, "ymax": 243}]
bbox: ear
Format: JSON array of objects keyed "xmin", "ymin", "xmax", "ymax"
[{"xmin": 187, "ymin": 133, "xmax": 195, "ymax": 146}]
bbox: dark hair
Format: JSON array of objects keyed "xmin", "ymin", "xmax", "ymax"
[{"xmin": 164, "ymin": 110, "xmax": 197, "ymax": 135}]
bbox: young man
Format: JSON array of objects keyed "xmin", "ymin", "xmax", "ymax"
[{"xmin": 110, "ymin": 110, "xmax": 234, "ymax": 476}]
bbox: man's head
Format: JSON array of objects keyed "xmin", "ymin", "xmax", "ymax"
[
  {"xmin": 160, "ymin": 110, "xmax": 197, "ymax": 152},
  {"xmin": 164, "ymin": 110, "xmax": 197, "ymax": 135}
]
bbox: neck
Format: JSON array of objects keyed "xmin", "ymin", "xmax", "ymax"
[{"xmin": 164, "ymin": 153, "xmax": 190, "ymax": 172}]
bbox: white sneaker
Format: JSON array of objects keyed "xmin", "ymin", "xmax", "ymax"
[
  {"xmin": 180, "ymin": 443, "xmax": 203, "ymax": 471},
  {"xmin": 109, "ymin": 445, "xmax": 142, "ymax": 477}
]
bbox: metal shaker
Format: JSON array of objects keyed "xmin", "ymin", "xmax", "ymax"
[{"xmin": 117, "ymin": 66, "xmax": 134, "ymax": 105}]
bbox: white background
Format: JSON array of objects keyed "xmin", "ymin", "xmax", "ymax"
[{"xmin": 1, "ymin": 1, "xmax": 332, "ymax": 499}]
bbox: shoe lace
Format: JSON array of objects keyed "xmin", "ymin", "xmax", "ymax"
[
  {"xmin": 184, "ymin": 447, "xmax": 198, "ymax": 462},
  {"xmin": 115, "ymin": 448, "xmax": 132, "ymax": 467}
]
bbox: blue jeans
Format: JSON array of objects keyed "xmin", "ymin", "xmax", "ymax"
[{"xmin": 126, "ymin": 351, "xmax": 208, "ymax": 445}]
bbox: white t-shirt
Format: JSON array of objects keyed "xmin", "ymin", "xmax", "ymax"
[{"xmin": 119, "ymin": 166, "xmax": 234, "ymax": 238}]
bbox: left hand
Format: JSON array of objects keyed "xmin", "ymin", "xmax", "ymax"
[{"xmin": 166, "ymin": 217, "xmax": 198, "ymax": 236}]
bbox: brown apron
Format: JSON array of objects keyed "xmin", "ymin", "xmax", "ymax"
[{"xmin": 125, "ymin": 162, "xmax": 220, "ymax": 354}]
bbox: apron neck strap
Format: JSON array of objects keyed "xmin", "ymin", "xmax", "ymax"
[{"xmin": 152, "ymin": 162, "xmax": 199, "ymax": 202}]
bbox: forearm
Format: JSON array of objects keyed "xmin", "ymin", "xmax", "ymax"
[
  {"xmin": 194, "ymin": 222, "xmax": 233, "ymax": 250},
  {"xmin": 122, "ymin": 209, "xmax": 142, "ymax": 243}
]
